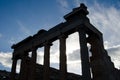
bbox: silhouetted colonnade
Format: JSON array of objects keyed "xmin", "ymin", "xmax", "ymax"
[{"xmin": 10, "ymin": 3, "xmax": 116, "ymax": 80}]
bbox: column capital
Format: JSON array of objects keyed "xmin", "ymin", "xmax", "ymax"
[
  {"xmin": 77, "ymin": 28, "xmax": 85, "ymax": 33},
  {"xmin": 12, "ymin": 52, "xmax": 19, "ymax": 60},
  {"xmin": 20, "ymin": 52, "xmax": 29, "ymax": 60},
  {"xmin": 31, "ymin": 47, "xmax": 37, "ymax": 52},
  {"xmin": 59, "ymin": 34, "xmax": 68, "ymax": 39},
  {"xmin": 43, "ymin": 41, "xmax": 53, "ymax": 46},
  {"xmin": 12, "ymin": 56, "xmax": 18, "ymax": 60},
  {"xmin": 76, "ymin": 24, "xmax": 86, "ymax": 32}
]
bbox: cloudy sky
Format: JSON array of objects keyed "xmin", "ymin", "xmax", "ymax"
[{"xmin": 0, "ymin": 0, "xmax": 120, "ymax": 75}]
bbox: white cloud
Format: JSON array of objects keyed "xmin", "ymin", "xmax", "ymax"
[
  {"xmin": 0, "ymin": 52, "xmax": 21, "ymax": 73},
  {"xmin": 67, "ymin": 61, "xmax": 82, "ymax": 75},
  {"xmin": 37, "ymin": 51, "xmax": 44, "ymax": 65},
  {"xmin": 72, "ymin": 1, "xmax": 120, "ymax": 48},
  {"xmin": 107, "ymin": 45, "xmax": 120, "ymax": 69},
  {"xmin": 74, "ymin": 0, "xmax": 87, "ymax": 7},
  {"xmin": 84, "ymin": 2, "xmax": 120, "ymax": 69},
  {"xmin": 8, "ymin": 37, "xmax": 16, "ymax": 45},
  {"xmin": 57, "ymin": 0, "xmax": 69, "ymax": 9},
  {"xmin": 16, "ymin": 20, "xmax": 31, "ymax": 36},
  {"xmin": 74, "ymin": 0, "xmax": 80, "ymax": 6},
  {"xmin": 66, "ymin": 32, "xmax": 80, "ymax": 54},
  {"xmin": 56, "ymin": 0, "xmax": 70, "ymax": 14},
  {"xmin": 0, "ymin": 52, "xmax": 12, "ymax": 70},
  {"xmin": 88, "ymin": 2, "xmax": 120, "ymax": 47}
]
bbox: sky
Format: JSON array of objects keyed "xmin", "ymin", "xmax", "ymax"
[{"xmin": 0, "ymin": 0, "xmax": 120, "ymax": 75}]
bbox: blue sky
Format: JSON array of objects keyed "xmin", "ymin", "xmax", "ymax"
[{"xmin": 0, "ymin": 0, "xmax": 120, "ymax": 74}]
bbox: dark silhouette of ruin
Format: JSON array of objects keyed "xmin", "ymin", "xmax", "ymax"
[{"xmin": 10, "ymin": 3, "xmax": 120, "ymax": 80}]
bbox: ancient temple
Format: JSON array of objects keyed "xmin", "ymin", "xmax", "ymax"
[{"xmin": 10, "ymin": 3, "xmax": 120, "ymax": 80}]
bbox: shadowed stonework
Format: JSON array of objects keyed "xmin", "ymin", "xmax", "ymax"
[{"xmin": 10, "ymin": 3, "xmax": 120, "ymax": 80}]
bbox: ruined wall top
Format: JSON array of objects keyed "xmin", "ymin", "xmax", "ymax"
[{"xmin": 64, "ymin": 3, "xmax": 89, "ymax": 21}]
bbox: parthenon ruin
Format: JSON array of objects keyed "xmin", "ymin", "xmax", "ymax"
[{"xmin": 10, "ymin": 3, "xmax": 120, "ymax": 80}]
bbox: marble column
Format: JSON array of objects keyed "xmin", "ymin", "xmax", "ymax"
[
  {"xmin": 59, "ymin": 34, "xmax": 67, "ymax": 80},
  {"xmin": 10, "ymin": 57, "xmax": 17, "ymax": 80},
  {"xmin": 43, "ymin": 42, "xmax": 52, "ymax": 80},
  {"xmin": 19, "ymin": 53, "xmax": 29, "ymax": 80},
  {"xmin": 29, "ymin": 48, "xmax": 37, "ymax": 80},
  {"xmin": 78, "ymin": 29, "xmax": 91, "ymax": 80}
]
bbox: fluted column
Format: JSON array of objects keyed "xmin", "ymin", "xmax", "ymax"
[
  {"xmin": 10, "ymin": 57, "xmax": 17, "ymax": 80},
  {"xmin": 78, "ymin": 29, "xmax": 91, "ymax": 80},
  {"xmin": 28, "ymin": 48, "xmax": 37, "ymax": 80},
  {"xmin": 43, "ymin": 42, "xmax": 52, "ymax": 80},
  {"xmin": 59, "ymin": 34, "xmax": 67, "ymax": 80}
]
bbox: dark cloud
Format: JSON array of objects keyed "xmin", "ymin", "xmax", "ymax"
[
  {"xmin": 107, "ymin": 45, "xmax": 120, "ymax": 55},
  {"xmin": 107, "ymin": 45, "xmax": 120, "ymax": 69},
  {"xmin": 67, "ymin": 49, "xmax": 80, "ymax": 61},
  {"xmin": 67, "ymin": 45, "xmax": 120, "ymax": 69}
]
